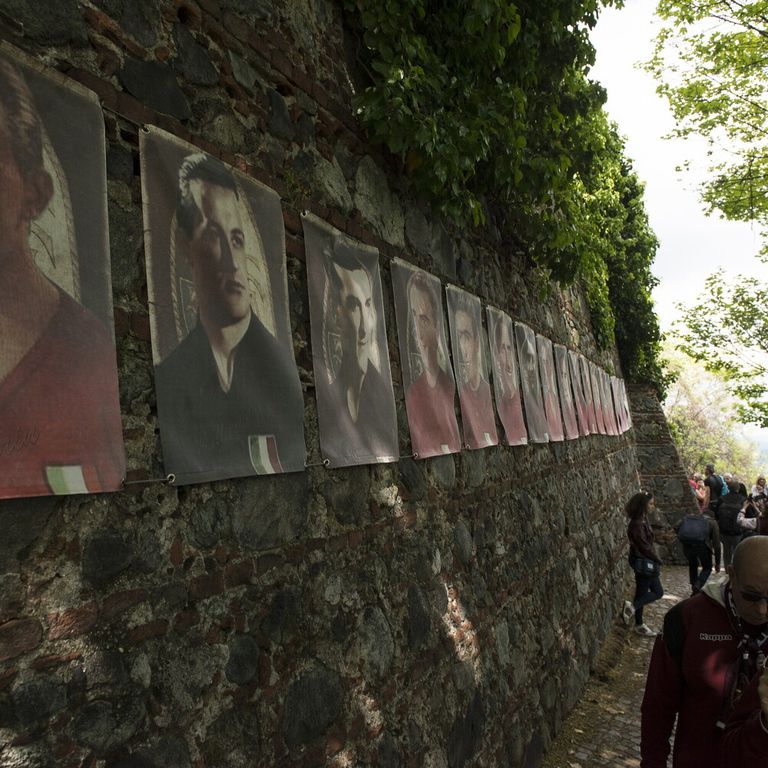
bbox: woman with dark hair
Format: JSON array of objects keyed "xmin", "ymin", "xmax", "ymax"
[
  {"xmin": 0, "ymin": 56, "xmax": 124, "ymax": 497},
  {"xmin": 624, "ymin": 491, "xmax": 664, "ymax": 636}
]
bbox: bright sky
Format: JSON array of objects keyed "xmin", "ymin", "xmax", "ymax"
[{"xmin": 590, "ymin": 1, "xmax": 767, "ymax": 333}]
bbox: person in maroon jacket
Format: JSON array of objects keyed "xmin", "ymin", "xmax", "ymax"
[
  {"xmin": 640, "ymin": 536, "xmax": 768, "ymax": 768},
  {"xmin": 625, "ymin": 491, "xmax": 664, "ymax": 636}
]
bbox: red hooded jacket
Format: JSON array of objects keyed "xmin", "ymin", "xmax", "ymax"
[{"xmin": 641, "ymin": 577, "xmax": 767, "ymax": 768}]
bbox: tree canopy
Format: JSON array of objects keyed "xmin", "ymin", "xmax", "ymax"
[
  {"xmin": 674, "ymin": 270, "xmax": 768, "ymax": 426},
  {"xmin": 663, "ymin": 344, "xmax": 760, "ymax": 478},
  {"xmin": 648, "ymin": 0, "xmax": 768, "ymax": 241},
  {"xmin": 343, "ymin": 0, "xmax": 669, "ymax": 394}
]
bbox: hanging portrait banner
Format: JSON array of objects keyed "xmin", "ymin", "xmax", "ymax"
[
  {"xmin": 445, "ymin": 286, "xmax": 499, "ymax": 449},
  {"xmin": 302, "ymin": 213, "xmax": 398, "ymax": 468},
  {"xmin": 579, "ymin": 355, "xmax": 599, "ymax": 434},
  {"xmin": 568, "ymin": 349, "xmax": 590, "ymax": 437},
  {"xmin": 554, "ymin": 344, "xmax": 579, "ymax": 440},
  {"xmin": 141, "ymin": 127, "xmax": 306, "ymax": 484},
  {"xmin": 615, "ymin": 376, "xmax": 631, "ymax": 434},
  {"xmin": 621, "ymin": 379, "xmax": 633, "ymax": 431},
  {"xmin": 0, "ymin": 45, "xmax": 125, "ymax": 499},
  {"xmin": 536, "ymin": 334, "xmax": 564, "ymax": 442},
  {"xmin": 611, "ymin": 377, "xmax": 623, "ymax": 433},
  {"xmin": 514, "ymin": 322, "xmax": 549, "ymax": 443},
  {"xmin": 602, "ymin": 369, "xmax": 619, "ymax": 435},
  {"xmin": 590, "ymin": 362, "xmax": 607, "ymax": 434},
  {"xmin": 486, "ymin": 306, "xmax": 527, "ymax": 446},
  {"xmin": 391, "ymin": 259, "xmax": 460, "ymax": 458}
]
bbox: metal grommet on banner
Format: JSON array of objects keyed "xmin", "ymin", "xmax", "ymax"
[
  {"xmin": 121, "ymin": 473, "xmax": 176, "ymax": 488},
  {"xmin": 140, "ymin": 124, "xmax": 150, "ymax": 133},
  {"xmin": 322, "ymin": 458, "xmax": 330, "ymax": 468}
]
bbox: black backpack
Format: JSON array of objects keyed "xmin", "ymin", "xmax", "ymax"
[
  {"xmin": 677, "ymin": 514, "xmax": 710, "ymax": 545},
  {"xmin": 715, "ymin": 495, "xmax": 743, "ymax": 536}
]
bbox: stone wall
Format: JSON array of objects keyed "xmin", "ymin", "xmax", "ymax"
[
  {"xmin": 627, "ymin": 384, "xmax": 696, "ymax": 564},
  {"xmin": 0, "ymin": 2, "xmax": 641, "ymax": 767}
]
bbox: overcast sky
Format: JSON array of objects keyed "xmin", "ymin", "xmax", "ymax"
[{"xmin": 590, "ymin": 1, "xmax": 767, "ymax": 333}]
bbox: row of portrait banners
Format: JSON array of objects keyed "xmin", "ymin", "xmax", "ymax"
[{"xmin": 0, "ymin": 44, "xmax": 633, "ymax": 500}]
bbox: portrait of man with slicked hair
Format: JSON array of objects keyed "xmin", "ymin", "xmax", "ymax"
[{"xmin": 143, "ymin": 134, "xmax": 306, "ymax": 484}]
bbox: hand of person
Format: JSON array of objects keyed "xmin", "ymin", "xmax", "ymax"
[{"xmin": 759, "ymin": 669, "xmax": 768, "ymax": 726}]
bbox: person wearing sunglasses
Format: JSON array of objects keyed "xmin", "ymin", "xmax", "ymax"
[{"xmin": 640, "ymin": 536, "xmax": 768, "ymax": 768}]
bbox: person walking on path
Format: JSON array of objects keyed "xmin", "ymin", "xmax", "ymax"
[
  {"xmin": 690, "ymin": 472, "xmax": 707, "ymax": 512},
  {"xmin": 738, "ymin": 496, "xmax": 768, "ymax": 537},
  {"xmin": 640, "ymin": 536, "xmax": 768, "ymax": 768},
  {"xmin": 715, "ymin": 478, "xmax": 746, "ymax": 566},
  {"xmin": 704, "ymin": 464, "xmax": 726, "ymax": 514},
  {"xmin": 625, "ymin": 491, "xmax": 664, "ymax": 636},
  {"xmin": 677, "ymin": 506, "xmax": 721, "ymax": 595},
  {"xmin": 750, "ymin": 475, "xmax": 767, "ymax": 499}
]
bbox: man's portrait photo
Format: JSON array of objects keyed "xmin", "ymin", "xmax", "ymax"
[
  {"xmin": 553, "ymin": 344, "xmax": 579, "ymax": 440},
  {"xmin": 303, "ymin": 214, "xmax": 398, "ymax": 468},
  {"xmin": 513, "ymin": 322, "xmax": 549, "ymax": 443},
  {"xmin": 579, "ymin": 354, "xmax": 599, "ymax": 434},
  {"xmin": 601, "ymin": 369, "xmax": 619, "ymax": 435},
  {"xmin": 391, "ymin": 260, "xmax": 460, "ymax": 458},
  {"xmin": 612, "ymin": 376, "xmax": 629, "ymax": 433},
  {"xmin": 536, "ymin": 334, "xmax": 564, "ymax": 442},
  {"xmin": 567, "ymin": 348, "xmax": 590, "ymax": 437},
  {"xmin": 0, "ymin": 46, "xmax": 125, "ymax": 499},
  {"xmin": 446, "ymin": 286, "xmax": 498, "ymax": 450},
  {"xmin": 486, "ymin": 306, "xmax": 527, "ymax": 446},
  {"xmin": 141, "ymin": 128, "xmax": 305, "ymax": 485},
  {"xmin": 589, "ymin": 361, "xmax": 606, "ymax": 434}
]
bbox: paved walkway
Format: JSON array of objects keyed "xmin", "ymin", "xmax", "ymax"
[{"xmin": 541, "ymin": 565, "xmax": 693, "ymax": 768}]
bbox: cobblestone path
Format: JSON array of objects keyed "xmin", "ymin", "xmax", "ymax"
[{"xmin": 541, "ymin": 565, "xmax": 694, "ymax": 768}]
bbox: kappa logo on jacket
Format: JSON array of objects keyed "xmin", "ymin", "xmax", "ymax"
[{"xmin": 699, "ymin": 632, "xmax": 733, "ymax": 642}]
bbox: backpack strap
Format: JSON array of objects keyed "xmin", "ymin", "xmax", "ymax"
[{"xmin": 663, "ymin": 601, "xmax": 685, "ymax": 667}]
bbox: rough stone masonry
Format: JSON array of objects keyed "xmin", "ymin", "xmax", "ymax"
[{"xmin": 0, "ymin": 1, "xmax": 661, "ymax": 766}]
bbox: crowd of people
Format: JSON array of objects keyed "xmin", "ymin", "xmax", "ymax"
[{"xmin": 623, "ymin": 466, "xmax": 768, "ymax": 768}]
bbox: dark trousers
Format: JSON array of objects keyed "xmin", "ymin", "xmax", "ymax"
[
  {"xmin": 633, "ymin": 572, "xmax": 664, "ymax": 626},
  {"xmin": 721, "ymin": 534, "xmax": 741, "ymax": 566},
  {"xmin": 683, "ymin": 542, "xmax": 712, "ymax": 589}
]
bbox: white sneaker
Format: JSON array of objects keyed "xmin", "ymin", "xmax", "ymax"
[
  {"xmin": 634, "ymin": 623, "xmax": 656, "ymax": 637},
  {"xmin": 622, "ymin": 600, "xmax": 635, "ymax": 625}
]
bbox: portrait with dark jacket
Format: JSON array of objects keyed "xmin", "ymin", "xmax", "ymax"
[{"xmin": 142, "ymin": 131, "xmax": 306, "ymax": 484}]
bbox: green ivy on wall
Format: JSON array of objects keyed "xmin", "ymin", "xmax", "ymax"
[{"xmin": 343, "ymin": 0, "xmax": 669, "ymax": 397}]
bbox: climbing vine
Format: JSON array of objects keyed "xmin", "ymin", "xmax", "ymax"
[{"xmin": 343, "ymin": 0, "xmax": 669, "ymax": 396}]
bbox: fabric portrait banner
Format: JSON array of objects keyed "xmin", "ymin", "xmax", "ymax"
[
  {"xmin": 514, "ymin": 322, "xmax": 549, "ymax": 443},
  {"xmin": 579, "ymin": 354, "xmax": 598, "ymax": 434},
  {"xmin": 554, "ymin": 344, "xmax": 579, "ymax": 440},
  {"xmin": 613, "ymin": 376, "xmax": 629, "ymax": 434},
  {"xmin": 536, "ymin": 334, "xmax": 564, "ymax": 442},
  {"xmin": 302, "ymin": 213, "xmax": 398, "ymax": 468},
  {"xmin": 391, "ymin": 259, "xmax": 460, "ymax": 458},
  {"xmin": 602, "ymin": 369, "xmax": 619, "ymax": 435},
  {"xmin": 0, "ymin": 45, "xmax": 125, "ymax": 499},
  {"xmin": 597, "ymin": 368, "xmax": 612, "ymax": 435},
  {"xmin": 611, "ymin": 377, "xmax": 623, "ymax": 433},
  {"xmin": 141, "ymin": 127, "xmax": 306, "ymax": 485},
  {"xmin": 445, "ymin": 286, "xmax": 498, "ymax": 449},
  {"xmin": 486, "ymin": 306, "xmax": 527, "ymax": 446},
  {"xmin": 590, "ymin": 362, "xmax": 606, "ymax": 434},
  {"xmin": 621, "ymin": 379, "xmax": 633, "ymax": 431},
  {"xmin": 567, "ymin": 349, "xmax": 590, "ymax": 437}
]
